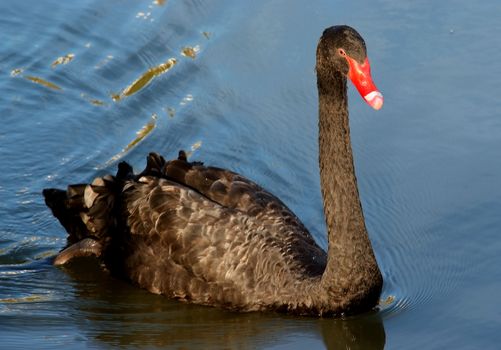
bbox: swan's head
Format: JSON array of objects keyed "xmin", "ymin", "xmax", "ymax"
[{"xmin": 317, "ymin": 25, "xmax": 383, "ymax": 110}]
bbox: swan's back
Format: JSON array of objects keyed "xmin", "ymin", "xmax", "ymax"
[{"xmin": 44, "ymin": 152, "xmax": 327, "ymax": 312}]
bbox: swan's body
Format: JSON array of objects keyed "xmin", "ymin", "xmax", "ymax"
[{"xmin": 43, "ymin": 25, "xmax": 383, "ymax": 316}]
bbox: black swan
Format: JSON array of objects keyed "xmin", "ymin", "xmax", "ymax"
[{"xmin": 43, "ymin": 25, "xmax": 384, "ymax": 316}]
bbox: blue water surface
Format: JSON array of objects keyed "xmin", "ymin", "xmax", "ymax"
[{"xmin": 1, "ymin": 0, "xmax": 501, "ymax": 349}]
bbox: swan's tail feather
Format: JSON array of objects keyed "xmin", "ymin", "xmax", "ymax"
[
  {"xmin": 43, "ymin": 170, "xmax": 126, "ymax": 255},
  {"xmin": 43, "ymin": 152, "xmax": 205, "ymax": 264},
  {"xmin": 42, "ymin": 186, "xmax": 90, "ymax": 245},
  {"xmin": 137, "ymin": 152, "xmax": 166, "ymax": 178}
]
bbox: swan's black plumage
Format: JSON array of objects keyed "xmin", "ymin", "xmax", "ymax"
[{"xmin": 43, "ymin": 25, "xmax": 383, "ymax": 316}]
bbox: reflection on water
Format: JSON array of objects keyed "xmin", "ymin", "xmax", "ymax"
[
  {"xmin": 11, "ymin": 70, "xmax": 63, "ymax": 91},
  {"xmin": 112, "ymin": 58, "xmax": 177, "ymax": 101},
  {"xmin": 181, "ymin": 46, "xmax": 200, "ymax": 59},
  {"xmin": 62, "ymin": 260, "xmax": 386, "ymax": 349},
  {"xmin": 80, "ymin": 93, "xmax": 107, "ymax": 107},
  {"xmin": 1, "ymin": 0, "xmax": 501, "ymax": 348},
  {"xmin": 51, "ymin": 53, "xmax": 75, "ymax": 68},
  {"xmin": 320, "ymin": 316, "xmax": 385, "ymax": 350},
  {"xmin": 105, "ymin": 114, "xmax": 158, "ymax": 166},
  {"xmin": 23, "ymin": 75, "xmax": 62, "ymax": 91}
]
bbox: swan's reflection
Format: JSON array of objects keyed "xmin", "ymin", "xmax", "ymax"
[
  {"xmin": 320, "ymin": 313, "xmax": 385, "ymax": 350},
  {"xmin": 63, "ymin": 259, "xmax": 385, "ymax": 349}
]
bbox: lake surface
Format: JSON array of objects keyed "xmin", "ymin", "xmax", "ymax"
[{"xmin": 1, "ymin": 0, "xmax": 501, "ymax": 349}]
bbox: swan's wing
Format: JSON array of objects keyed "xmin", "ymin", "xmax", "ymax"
[
  {"xmin": 120, "ymin": 176, "xmax": 282, "ymax": 304},
  {"xmin": 138, "ymin": 152, "xmax": 312, "ymax": 235},
  {"xmin": 145, "ymin": 152, "xmax": 327, "ymax": 275},
  {"xmin": 119, "ymin": 175, "xmax": 325, "ymax": 306},
  {"xmin": 44, "ymin": 152, "xmax": 326, "ymax": 278}
]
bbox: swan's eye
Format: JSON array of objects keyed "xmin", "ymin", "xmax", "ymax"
[{"xmin": 338, "ymin": 48, "xmax": 347, "ymax": 57}]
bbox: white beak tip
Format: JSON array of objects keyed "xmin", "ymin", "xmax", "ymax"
[{"xmin": 364, "ymin": 91, "xmax": 384, "ymax": 110}]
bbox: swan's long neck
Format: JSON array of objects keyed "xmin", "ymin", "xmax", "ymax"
[{"xmin": 316, "ymin": 69, "xmax": 382, "ymax": 308}]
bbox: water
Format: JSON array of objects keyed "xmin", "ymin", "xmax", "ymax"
[{"xmin": 1, "ymin": 0, "xmax": 501, "ymax": 348}]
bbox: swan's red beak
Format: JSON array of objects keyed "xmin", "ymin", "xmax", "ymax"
[{"xmin": 346, "ymin": 56, "xmax": 383, "ymax": 110}]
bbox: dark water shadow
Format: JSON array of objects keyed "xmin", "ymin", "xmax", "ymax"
[
  {"xmin": 319, "ymin": 314, "xmax": 385, "ymax": 350},
  {"xmin": 60, "ymin": 258, "xmax": 385, "ymax": 349}
]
